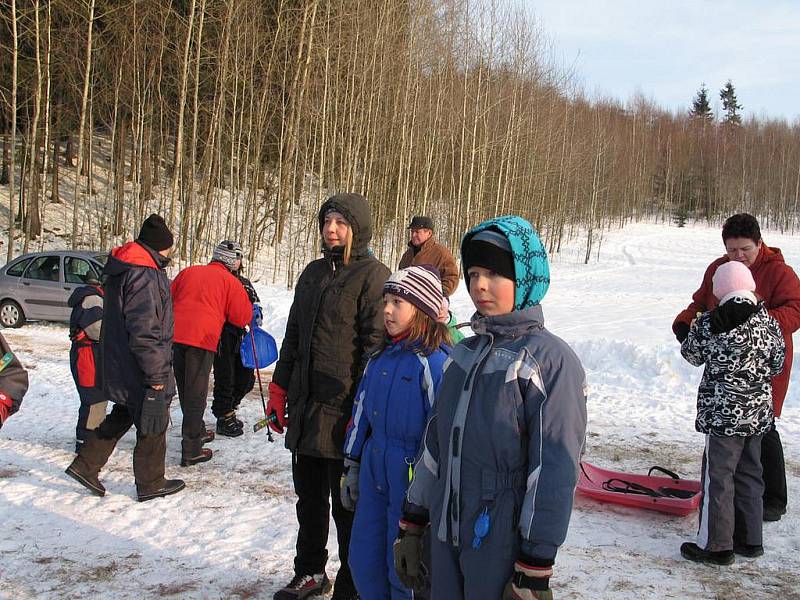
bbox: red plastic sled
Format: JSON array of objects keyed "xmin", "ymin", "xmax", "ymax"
[{"xmin": 577, "ymin": 461, "xmax": 702, "ymax": 516}]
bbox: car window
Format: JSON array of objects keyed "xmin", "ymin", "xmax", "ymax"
[
  {"xmin": 93, "ymin": 254, "xmax": 108, "ymax": 266},
  {"xmin": 65, "ymin": 257, "xmax": 95, "ymax": 284},
  {"xmin": 5, "ymin": 257, "xmax": 32, "ymax": 277},
  {"xmin": 25, "ymin": 255, "xmax": 61, "ymax": 282}
]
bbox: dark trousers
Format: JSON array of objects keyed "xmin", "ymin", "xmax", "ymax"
[
  {"xmin": 697, "ymin": 434, "xmax": 764, "ymax": 551},
  {"xmin": 761, "ymin": 423, "xmax": 787, "ymax": 514},
  {"xmin": 211, "ymin": 326, "xmax": 255, "ymax": 419},
  {"xmin": 173, "ymin": 343, "xmax": 215, "ymax": 458},
  {"xmin": 292, "ymin": 453, "xmax": 355, "ymax": 596},
  {"xmin": 72, "ymin": 403, "xmax": 167, "ymax": 493}
]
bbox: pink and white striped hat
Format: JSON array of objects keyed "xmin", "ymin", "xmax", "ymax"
[{"xmin": 383, "ymin": 265, "xmax": 444, "ymax": 321}]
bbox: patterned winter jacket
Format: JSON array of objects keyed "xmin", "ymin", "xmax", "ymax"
[
  {"xmin": 673, "ymin": 244, "xmax": 800, "ymax": 416},
  {"xmin": 406, "ymin": 305, "xmax": 587, "ymax": 562},
  {"xmin": 681, "ymin": 300, "xmax": 785, "ymax": 436}
]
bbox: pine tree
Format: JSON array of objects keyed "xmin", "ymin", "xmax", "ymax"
[
  {"xmin": 720, "ymin": 80, "xmax": 742, "ymax": 125},
  {"xmin": 690, "ymin": 83, "xmax": 714, "ymax": 121}
]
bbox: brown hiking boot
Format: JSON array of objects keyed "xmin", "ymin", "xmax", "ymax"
[
  {"xmin": 65, "ymin": 460, "xmax": 106, "ymax": 497},
  {"xmin": 137, "ymin": 479, "xmax": 186, "ymax": 502},
  {"xmin": 180, "ymin": 448, "xmax": 213, "ymax": 467}
]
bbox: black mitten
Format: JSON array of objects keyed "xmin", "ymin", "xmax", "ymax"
[{"xmin": 139, "ymin": 388, "xmax": 169, "ymax": 436}]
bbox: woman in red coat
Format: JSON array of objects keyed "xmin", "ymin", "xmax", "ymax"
[{"xmin": 673, "ymin": 213, "xmax": 800, "ymax": 522}]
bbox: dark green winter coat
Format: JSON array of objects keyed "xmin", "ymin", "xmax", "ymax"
[{"xmin": 272, "ymin": 193, "xmax": 390, "ymax": 459}]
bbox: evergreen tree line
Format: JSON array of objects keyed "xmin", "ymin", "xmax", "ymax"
[{"xmin": 1, "ymin": 0, "xmax": 799, "ymax": 278}]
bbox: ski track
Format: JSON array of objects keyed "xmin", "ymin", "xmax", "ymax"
[{"xmin": 2, "ymin": 221, "xmax": 800, "ymax": 599}]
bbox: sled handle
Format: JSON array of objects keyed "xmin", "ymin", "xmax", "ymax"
[{"xmin": 648, "ymin": 466, "xmax": 681, "ymax": 480}]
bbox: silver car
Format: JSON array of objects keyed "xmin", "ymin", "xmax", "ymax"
[{"xmin": 0, "ymin": 250, "xmax": 108, "ymax": 328}]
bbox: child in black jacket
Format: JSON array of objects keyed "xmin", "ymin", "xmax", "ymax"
[{"xmin": 680, "ymin": 260, "xmax": 784, "ymax": 565}]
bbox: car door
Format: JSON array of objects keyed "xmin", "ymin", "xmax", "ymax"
[
  {"xmin": 62, "ymin": 255, "xmax": 99, "ymax": 320},
  {"xmin": 20, "ymin": 255, "xmax": 67, "ymax": 321}
]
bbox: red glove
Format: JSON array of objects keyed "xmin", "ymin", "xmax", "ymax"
[
  {"xmin": 0, "ymin": 390, "xmax": 12, "ymax": 426},
  {"xmin": 267, "ymin": 382, "xmax": 289, "ymax": 434}
]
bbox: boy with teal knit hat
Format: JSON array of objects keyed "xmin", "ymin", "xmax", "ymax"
[{"xmin": 393, "ymin": 215, "xmax": 588, "ymax": 600}]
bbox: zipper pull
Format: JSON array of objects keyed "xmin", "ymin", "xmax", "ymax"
[{"xmin": 405, "ymin": 457, "xmax": 414, "ymax": 483}]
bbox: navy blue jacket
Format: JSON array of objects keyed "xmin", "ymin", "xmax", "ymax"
[{"xmin": 101, "ymin": 241, "xmax": 175, "ymax": 407}]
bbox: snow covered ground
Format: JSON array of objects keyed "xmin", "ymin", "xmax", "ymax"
[{"xmin": 1, "ymin": 220, "xmax": 799, "ymax": 599}]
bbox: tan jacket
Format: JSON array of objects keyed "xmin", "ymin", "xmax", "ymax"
[{"xmin": 398, "ymin": 235, "xmax": 459, "ymax": 296}]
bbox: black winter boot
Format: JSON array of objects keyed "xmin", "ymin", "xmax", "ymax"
[
  {"xmin": 216, "ymin": 413, "xmax": 244, "ymax": 437},
  {"xmin": 680, "ymin": 542, "xmax": 734, "ymax": 565}
]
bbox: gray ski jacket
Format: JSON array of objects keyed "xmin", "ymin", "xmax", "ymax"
[{"xmin": 406, "ymin": 305, "xmax": 587, "ymax": 562}]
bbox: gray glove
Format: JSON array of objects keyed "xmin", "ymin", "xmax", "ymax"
[
  {"xmin": 393, "ymin": 521, "xmax": 427, "ymax": 591},
  {"xmin": 138, "ymin": 387, "xmax": 169, "ymax": 436},
  {"xmin": 340, "ymin": 457, "xmax": 360, "ymax": 511}
]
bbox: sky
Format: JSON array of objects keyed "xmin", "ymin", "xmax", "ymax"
[{"xmin": 524, "ymin": 0, "xmax": 800, "ymax": 122}]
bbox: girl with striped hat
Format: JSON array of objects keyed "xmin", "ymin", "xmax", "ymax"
[{"xmin": 342, "ymin": 264, "xmax": 452, "ymax": 600}]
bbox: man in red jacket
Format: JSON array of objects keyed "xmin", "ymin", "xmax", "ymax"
[
  {"xmin": 172, "ymin": 240, "xmax": 252, "ymax": 466},
  {"xmin": 673, "ymin": 213, "xmax": 800, "ymax": 522}
]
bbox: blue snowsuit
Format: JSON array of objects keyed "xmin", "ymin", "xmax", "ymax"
[{"xmin": 344, "ymin": 340, "xmax": 449, "ymax": 600}]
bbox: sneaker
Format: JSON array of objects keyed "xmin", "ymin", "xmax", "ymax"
[
  {"xmin": 180, "ymin": 448, "xmax": 213, "ymax": 467},
  {"xmin": 202, "ymin": 430, "xmax": 216, "ymax": 444},
  {"xmin": 65, "ymin": 463, "xmax": 106, "ymax": 497},
  {"xmin": 273, "ymin": 573, "xmax": 331, "ymax": 600},
  {"xmin": 137, "ymin": 479, "xmax": 186, "ymax": 502},
  {"xmin": 733, "ymin": 543, "xmax": 764, "ymax": 558},
  {"xmin": 680, "ymin": 542, "xmax": 734, "ymax": 566},
  {"xmin": 216, "ymin": 413, "xmax": 244, "ymax": 438}
]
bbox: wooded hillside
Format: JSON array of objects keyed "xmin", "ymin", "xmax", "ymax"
[{"xmin": 2, "ymin": 0, "xmax": 799, "ymax": 278}]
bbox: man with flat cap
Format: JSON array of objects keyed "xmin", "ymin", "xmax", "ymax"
[{"xmin": 398, "ymin": 216, "xmax": 459, "ymax": 297}]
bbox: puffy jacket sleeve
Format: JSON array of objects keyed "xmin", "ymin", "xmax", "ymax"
[
  {"xmin": 767, "ymin": 264, "xmax": 800, "ymax": 335},
  {"xmin": 766, "ymin": 316, "xmax": 787, "ymax": 377},
  {"xmin": 419, "ymin": 349, "xmax": 447, "ymax": 419},
  {"xmin": 405, "ymin": 353, "xmax": 452, "ymax": 521},
  {"xmin": 673, "ymin": 261, "xmax": 717, "ymax": 336},
  {"xmin": 680, "ymin": 314, "xmax": 711, "ymax": 367},
  {"xmin": 356, "ymin": 261, "xmax": 391, "ymax": 373},
  {"xmin": 78, "ymin": 294, "xmax": 104, "ymax": 341},
  {"xmin": 437, "ymin": 245, "xmax": 460, "ymax": 297},
  {"xmin": 518, "ymin": 346, "xmax": 587, "ymax": 563},
  {"xmin": 226, "ymin": 277, "xmax": 253, "ymax": 328},
  {"xmin": 0, "ymin": 333, "xmax": 29, "ymax": 416},
  {"xmin": 343, "ymin": 359, "xmax": 373, "ymax": 460},
  {"xmin": 123, "ymin": 269, "xmax": 171, "ymax": 386}
]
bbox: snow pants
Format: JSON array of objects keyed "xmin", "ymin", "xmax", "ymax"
[
  {"xmin": 211, "ymin": 325, "xmax": 254, "ymax": 419},
  {"xmin": 697, "ymin": 434, "xmax": 764, "ymax": 552},
  {"xmin": 761, "ymin": 423, "xmax": 787, "ymax": 517},
  {"xmin": 292, "ymin": 453, "xmax": 356, "ymax": 598},
  {"xmin": 173, "ymin": 343, "xmax": 214, "ymax": 459},
  {"xmin": 69, "ymin": 345, "xmax": 107, "ymax": 453},
  {"xmin": 349, "ymin": 442, "xmax": 417, "ymax": 600},
  {"xmin": 428, "ymin": 471, "xmax": 524, "ymax": 600}
]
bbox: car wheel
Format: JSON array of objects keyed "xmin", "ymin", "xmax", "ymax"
[{"xmin": 0, "ymin": 300, "xmax": 25, "ymax": 328}]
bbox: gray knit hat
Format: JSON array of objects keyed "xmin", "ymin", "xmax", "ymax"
[
  {"xmin": 383, "ymin": 265, "xmax": 444, "ymax": 321},
  {"xmin": 212, "ymin": 240, "xmax": 243, "ymax": 271}
]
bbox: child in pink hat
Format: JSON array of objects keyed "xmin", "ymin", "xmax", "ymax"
[{"xmin": 679, "ymin": 259, "xmax": 785, "ymax": 566}]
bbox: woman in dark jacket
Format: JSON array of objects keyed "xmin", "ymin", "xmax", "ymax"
[{"xmin": 267, "ymin": 193, "xmax": 390, "ymax": 600}]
